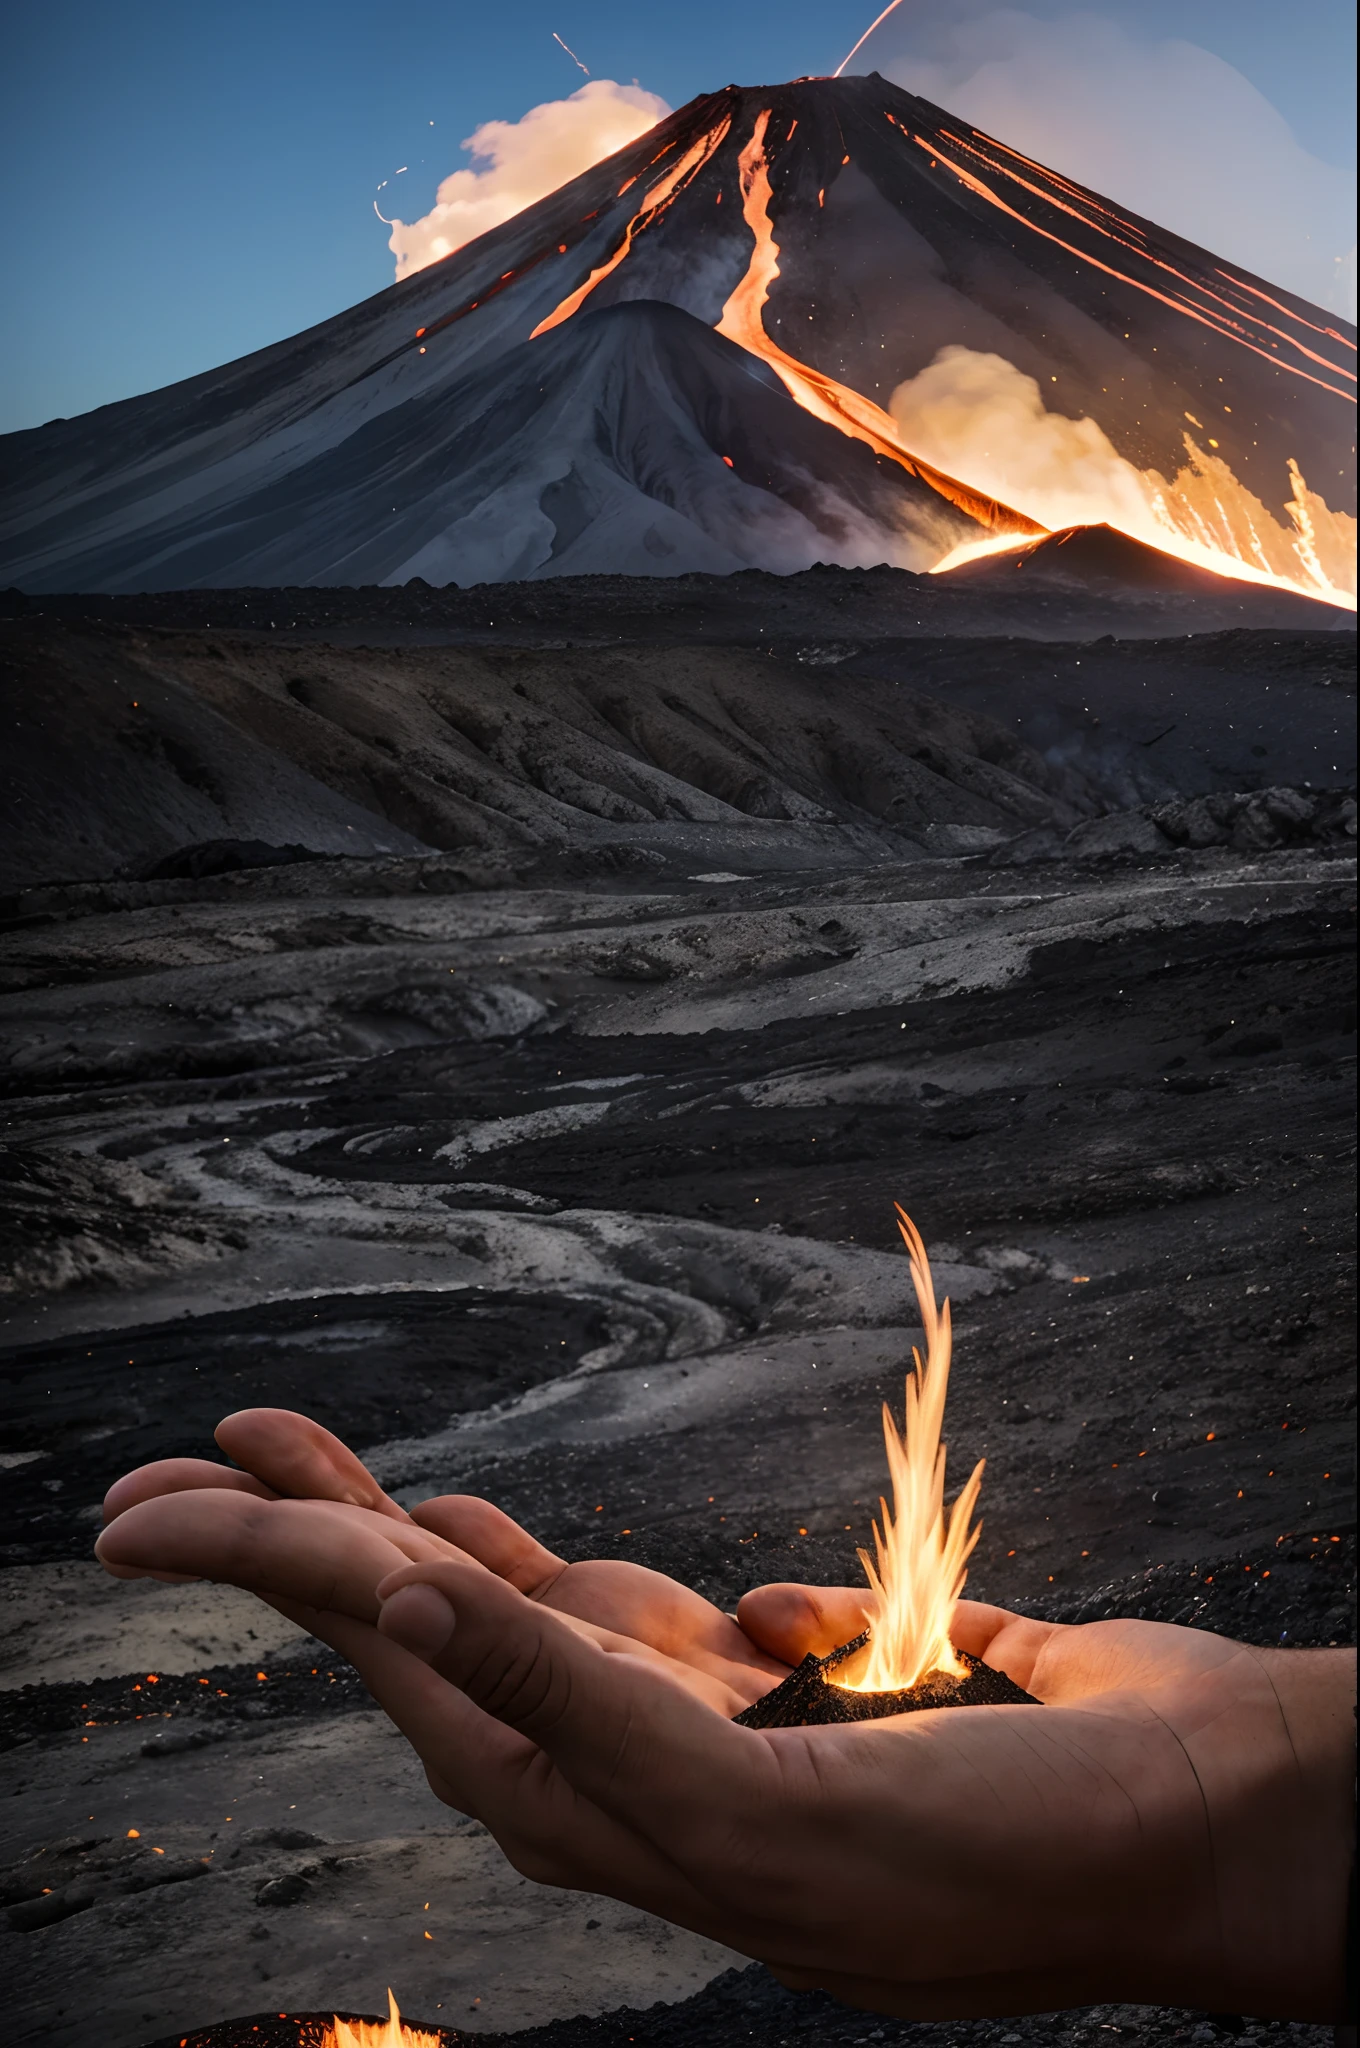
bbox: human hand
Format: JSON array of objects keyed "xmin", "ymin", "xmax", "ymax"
[
  {"xmin": 98, "ymin": 1408, "xmax": 793, "ymax": 1712},
  {"xmin": 96, "ymin": 1467, "xmax": 1355, "ymax": 2025}
]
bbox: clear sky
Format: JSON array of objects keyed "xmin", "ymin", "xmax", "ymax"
[{"xmin": 1, "ymin": 1, "xmax": 1354, "ymax": 435}]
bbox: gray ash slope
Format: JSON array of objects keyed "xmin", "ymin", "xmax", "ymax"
[
  {"xmin": 0, "ymin": 593, "xmax": 1353, "ymax": 2047},
  {"xmin": 1, "ymin": 74, "xmax": 1352, "ymax": 592},
  {"xmin": 2, "ymin": 566, "xmax": 1353, "ymax": 894}
]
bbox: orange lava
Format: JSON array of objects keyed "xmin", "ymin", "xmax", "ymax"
[
  {"xmin": 888, "ymin": 114, "xmax": 1356, "ymax": 606},
  {"xmin": 715, "ymin": 110, "xmax": 1038, "ymax": 536},
  {"xmin": 532, "ymin": 117, "xmax": 732, "ymax": 338}
]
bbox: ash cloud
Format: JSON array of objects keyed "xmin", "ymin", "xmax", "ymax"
[
  {"xmin": 388, "ymin": 80, "xmax": 670, "ymax": 281},
  {"xmin": 891, "ymin": 346, "xmax": 1357, "ymax": 601},
  {"xmin": 859, "ymin": 8, "xmax": 1356, "ymax": 319},
  {"xmin": 889, "ymin": 345, "xmax": 1160, "ymax": 538}
]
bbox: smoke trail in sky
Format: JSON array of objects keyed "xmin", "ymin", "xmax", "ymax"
[
  {"xmin": 552, "ymin": 32, "xmax": 590, "ymax": 76},
  {"xmin": 387, "ymin": 79, "xmax": 668, "ymax": 280}
]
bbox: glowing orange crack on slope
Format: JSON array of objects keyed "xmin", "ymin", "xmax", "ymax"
[
  {"xmin": 714, "ymin": 109, "xmax": 1039, "ymax": 535},
  {"xmin": 936, "ymin": 126, "xmax": 1356, "ymax": 388},
  {"xmin": 532, "ymin": 117, "xmax": 732, "ymax": 337},
  {"xmin": 912, "ymin": 128, "xmax": 1354, "ymax": 402}
]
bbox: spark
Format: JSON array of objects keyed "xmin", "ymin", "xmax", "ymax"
[
  {"xmin": 552, "ymin": 31, "xmax": 590, "ymax": 76},
  {"xmin": 835, "ymin": 0, "xmax": 911, "ymax": 79}
]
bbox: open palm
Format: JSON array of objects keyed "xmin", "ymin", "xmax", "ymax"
[{"xmin": 100, "ymin": 1407, "xmax": 801, "ymax": 1713}]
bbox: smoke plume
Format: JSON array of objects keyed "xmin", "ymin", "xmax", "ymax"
[
  {"xmin": 388, "ymin": 80, "xmax": 670, "ymax": 281},
  {"xmin": 891, "ymin": 346, "xmax": 1357, "ymax": 602},
  {"xmin": 890, "ymin": 345, "xmax": 1159, "ymax": 537},
  {"xmin": 862, "ymin": 9, "xmax": 1356, "ymax": 319}
]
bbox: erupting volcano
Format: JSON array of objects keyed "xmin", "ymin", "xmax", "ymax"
[{"xmin": 1, "ymin": 74, "xmax": 1353, "ymax": 604}]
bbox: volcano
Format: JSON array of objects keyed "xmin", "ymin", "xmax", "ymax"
[{"xmin": 1, "ymin": 75, "xmax": 1354, "ymax": 602}]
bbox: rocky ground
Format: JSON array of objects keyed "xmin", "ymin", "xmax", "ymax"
[{"xmin": 0, "ymin": 578, "xmax": 1353, "ymax": 2046}]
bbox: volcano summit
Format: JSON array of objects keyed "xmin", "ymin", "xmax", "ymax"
[{"xmin": 1, "ymin": 74, "xmax": 1354, "ymax": 602}]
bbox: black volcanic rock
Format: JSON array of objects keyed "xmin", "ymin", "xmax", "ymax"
[
  {"xmin": 734, "ymin": 1636, "xmax": 1040, "ymax": 1726},
  {"xmin": 1, "ymin": 76, "xmax": 1351, "ymax": 594},
  {"xmin": 140, "ymin": 839, "xmax": 326, "ymax": 880},
  {"xmin": 944, "ymin": 523, "xmax": 1244, "ymax": 594}
]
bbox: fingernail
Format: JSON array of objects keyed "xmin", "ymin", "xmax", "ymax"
[{"xmin": 378, "ymin": 1583, "xmax": 456, "ymax": 1661}]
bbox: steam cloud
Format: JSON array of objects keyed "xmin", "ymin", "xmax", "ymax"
[
  {"xmin": 889, "ymin": 345, "xmax": 1159, "ymax": 538},
  {"xmin": 862, "ymin": 8, "xmax": 1356, "ymax": 319},
  {"xmin": 891, "ymin": 347, "xmax": 1357, "ymax": 602},
  {"xmin": 388, "ymin": 80, "xmax": 670, "ymax": 281}
]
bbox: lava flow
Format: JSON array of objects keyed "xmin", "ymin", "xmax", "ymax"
[
  {"xmin": 322, "ymin": 1988, "xmax": 441, "ymax": 2048},
  {"xmin": 836, "ymin": 1206, "xmax": 984, "ymax": 1693},
  {"xmin": 723, "ymin": 108, "xmax": 1354, "ymax": 608},
  {"xmin": 715, "ymin": 110, "xmax": 1037, "ymax": 538},
  {"xmin": 531, "ymin": 115, "xmax": 732, "ymax": 338}
]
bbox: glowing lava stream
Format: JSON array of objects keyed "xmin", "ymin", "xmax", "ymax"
[
  {"xmin": 840, "ymin": 1208, "xmax": 983, "ymax": 1694},
  {"xmin": 324, "ymin": 1988, "xmax": 441, "ymax": 2047},
  {"xmin": 532, "ymin": 117, "xmax": 733, "ymax": 338},
  {"xmin": 721, "ymin": 109, "xmax": 1354, "ymax": 607},
  {"xmin": 715, "ymin": 111, "xmax": 1038, "ymax": 536}
]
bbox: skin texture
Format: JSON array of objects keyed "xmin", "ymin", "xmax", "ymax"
[{"xmin": 96, "ymin": 1409, "xmax": 1355, "ymax": 2025}]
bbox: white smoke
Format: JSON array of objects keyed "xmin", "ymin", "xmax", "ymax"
[
  {"xmin": 388, "ymin": 80, "xmax": 670, "ymax": 282},
  {"xmin": 890, "ymin": 345, "xmax": 1163, "ymax": 538},
  {"xmin": 891, "ymin": 346, "xmax": 1357, "ymax": 602},
  {"xmin": 860, "ymin": 9, "xmax": 1357, "ymax": 320}
]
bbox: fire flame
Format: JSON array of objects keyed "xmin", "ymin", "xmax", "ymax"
[
  {"xmin": 838, "ymin": 1207, "xmax": 984, "ymax": 1693},
  {"xmin": 322, "ymin": 1988, "xmax": 442, "ymax": 2048}
]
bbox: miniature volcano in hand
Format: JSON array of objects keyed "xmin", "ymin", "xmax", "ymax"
[{"xmin": 735, "ymin": 1631, "xmax": 1039, "ymax": 1728}]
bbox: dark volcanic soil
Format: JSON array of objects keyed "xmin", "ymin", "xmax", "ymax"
[{"xmin": 0, "ymin": 587, "xmax": 1353, "ymax": 2048}]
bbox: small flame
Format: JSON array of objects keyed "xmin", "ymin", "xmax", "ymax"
[
  {"xmin": 838, "ymin": 1207, "xmax": 984, "ymax": 1693},
  {"xmin": 323, "ymin": 1988, "xmax": 442, "ymax": 2048}
]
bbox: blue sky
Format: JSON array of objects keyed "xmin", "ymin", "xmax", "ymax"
[{"xmin": 1, "ymin": 1, "xmax": 1354, "ymax": 435}]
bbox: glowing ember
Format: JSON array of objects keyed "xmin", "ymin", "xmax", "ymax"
[
  {"xmin": 838, "ymin": 1207, "xmax": 984, "ymax": 1693},
  {"xmin": 322, "ymin": 1988, "xmax": 442, "ymax": 2048}
]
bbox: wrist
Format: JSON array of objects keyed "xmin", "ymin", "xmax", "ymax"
[{"xmin": 1209, "ymin": 1646, "xmax": 1355, "ymax": 2022}]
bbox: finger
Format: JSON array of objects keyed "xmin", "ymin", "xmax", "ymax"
[
  {"xmin": 409, "ymin": 1495, "xmax": 566, "ymax": 1597},
  {"xmin": 379, "ymin": 1583, "xmax": 750, "ymax": 1716},
  {"xmin": 412, "ymin": 1504, "xmax": 783, "ymax": 1685},
  {"xmin": 103, "ymin": 1458, "xmax": 275, "ymax": 1529},
  {"xmin": 214, "ymin": 1409, "xmax": 408, "ymax": 1521},
  {"xmin": 373, "ymin": 1560, "xmax": 771, "ymax": 1829},
  {"xmin": 94, "ymin": 1492, "xmax": 450, "ymax": 1614},
  {"xmin": 292, "ymin": 1604, "xmax": 741, "ymax": 1934},
  {"xmin": 950, "ymin": 1600, "xmax": 1065, "ymax": 1692},
  {"xmin": 736, "ymin": 1582, "xmax": 875, "ymax": 1663}
]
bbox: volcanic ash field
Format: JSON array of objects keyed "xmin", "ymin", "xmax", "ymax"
[{"xmin": 0, "ymin": 565, "xmax": 1353, "ymax": 2048}]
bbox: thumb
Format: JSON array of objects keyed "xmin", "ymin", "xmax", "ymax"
[
  {"xmin": 376, "ymin": 1560, "xmax": 768, "ymax": 1826},
  {"xmin": 737, "ymin": 1582, "xmax": 874, "ymax": 1664}
]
